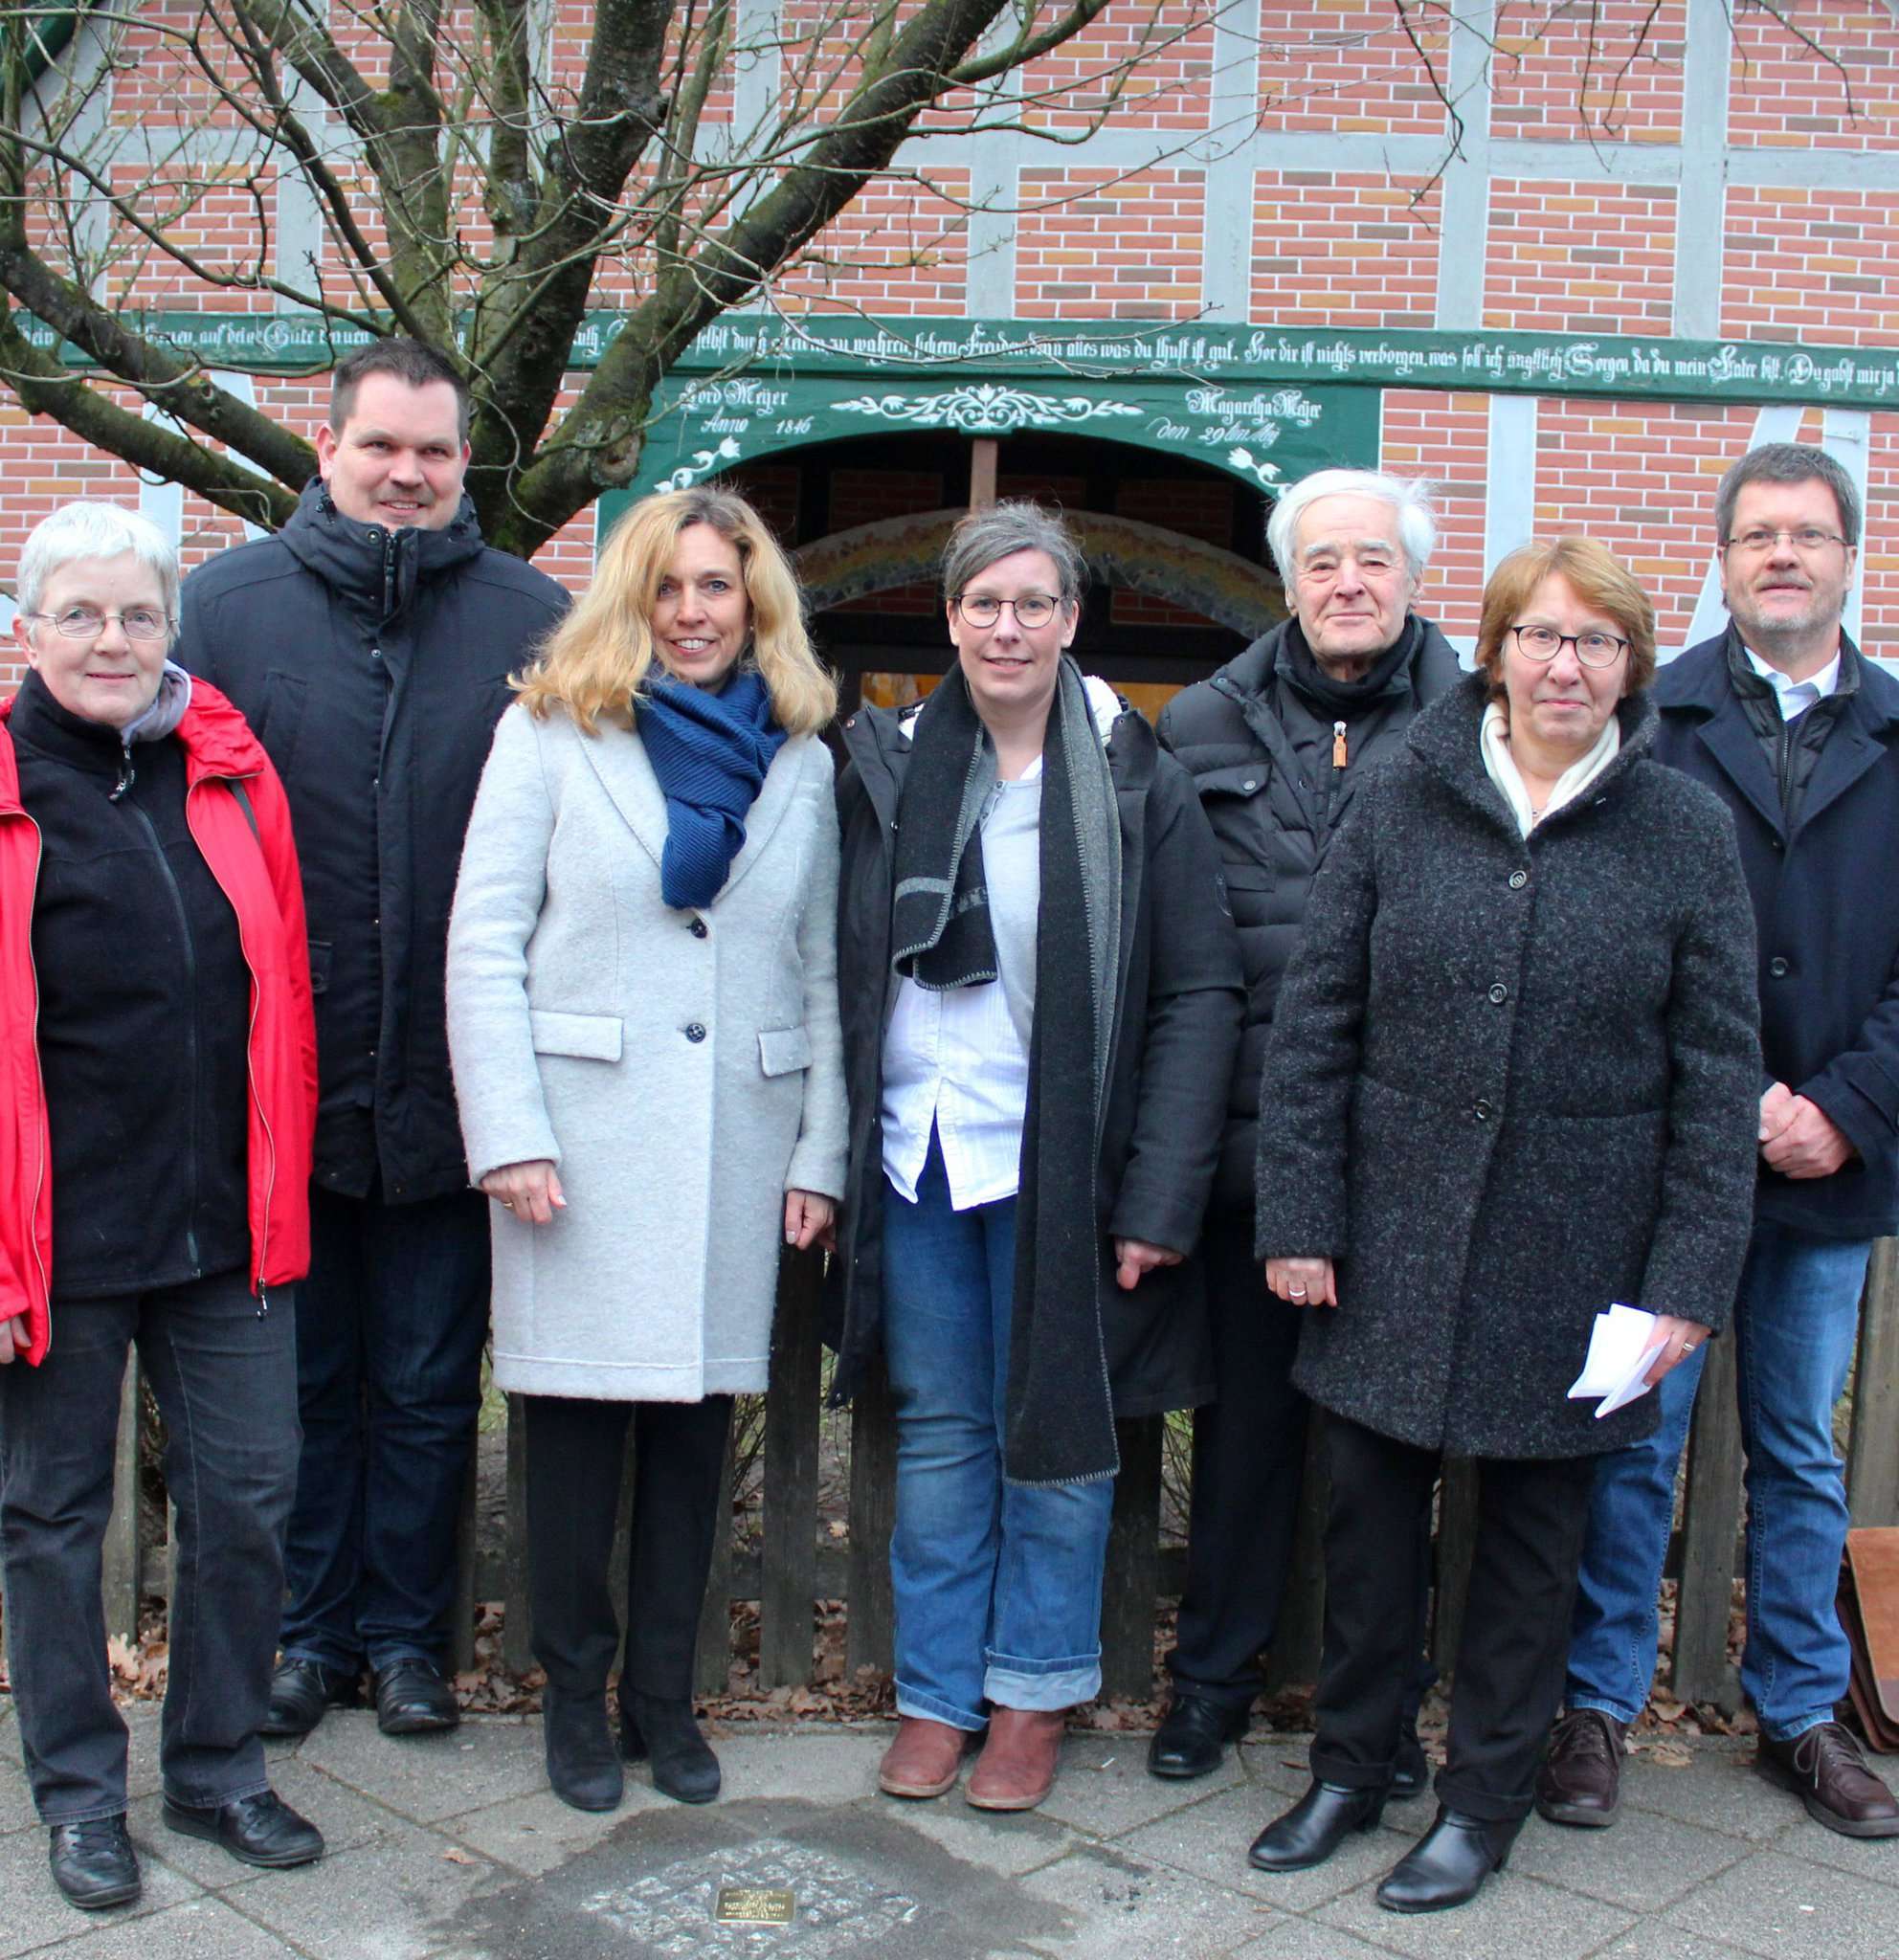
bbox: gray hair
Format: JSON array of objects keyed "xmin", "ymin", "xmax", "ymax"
[
  {"xmin": 1715, "ymin": 442, "xmax": 1862, "ymax": 548},
  {"xmin": 942, "ymin": 500, "xmax": 1087, "ymax": 605},
  {"xmin": 1265, "ymin": 468, "xmax": 1437, "ymax": 585},
  {"xmin": 18, "ymin": 501, "xmax": 181, "ymax": 621}
]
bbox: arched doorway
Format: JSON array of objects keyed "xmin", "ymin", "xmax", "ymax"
[{"xmin": 716, "ymin": 430, "xmax": 1286, "ymax": 719}]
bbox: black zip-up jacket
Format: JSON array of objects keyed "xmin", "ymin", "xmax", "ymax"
[
  {"xmin": 177, "ymin": 479, "xmax": 569, "ymax": 1203},
  {"xmin": 828, "ymin": 690, "xmax": 1244, "ymax": 1417},
  {"xmin": 11, "ymin": 671, "xmax": 252, "ymax": 1295},
  {"xmin": 1156, "ymin": 612, "xmax": 1463, "ymax": 1208}
]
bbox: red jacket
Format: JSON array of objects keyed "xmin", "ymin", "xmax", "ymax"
[{"xmin": 0, "ymin": 679, "xmax": 317, "ymax": 1364}]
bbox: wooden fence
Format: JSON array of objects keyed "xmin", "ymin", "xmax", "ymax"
[{"xmin": 100, "ymin": 1237, "xmax": 1899, "ymax": 1710}]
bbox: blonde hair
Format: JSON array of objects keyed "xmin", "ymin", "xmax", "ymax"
[{"xmin": 515, "ymin": 487, "xmax": 837, "ymax": 735}]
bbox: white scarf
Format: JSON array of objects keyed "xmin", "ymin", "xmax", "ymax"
[{"xmin": 1480, "ymin": 700, "xmax": 1620, "ymax": 838}]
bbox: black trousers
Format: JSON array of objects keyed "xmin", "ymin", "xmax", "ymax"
[
  {"xmin": 1312, "ymin": 1412, "xmax": 1596, "ymax": 1822},
  {"xmin": 0, "ymin": 1271, "xmax": 298, "ymax": 1822},
  {"xmin": 1168, "ymin": 1211, "xmax": 1433, "ymax": 1717},
  {"xmin": 521, "ymin": 1392, "xmax": 732, "ymax": 1702}
]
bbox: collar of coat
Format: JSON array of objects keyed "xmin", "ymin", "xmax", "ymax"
[
  {"xmin": 279, "ymin": 477, "xmax": 486, "ymax": 623},
  {"xmin": 0, "ymin": 674, "xmax": 270, "ymax": 820},
  {"xmin": 1403, "ymin": 669, "xmax": 1659, "ymax": 835},
  {"xmin": 1657, "ymin": 624, "xmax": 1899, "ymax": 738},
  {"xmin": 1213, "ymin": 608, "xmax": 1464, "ymax": 714}
]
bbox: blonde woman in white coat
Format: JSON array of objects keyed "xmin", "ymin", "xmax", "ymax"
[{"xmin": 446, "ymin": 487, "xmax": 846, "ymax": 1814}]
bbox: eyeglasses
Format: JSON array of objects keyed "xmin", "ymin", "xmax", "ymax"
[
  {"xmin": 1721, "ymin": 527, "xmax": 1849, "ymax": 558},
  {"xmin": 953, "ymin": 592, "xmax": 1061, "ymax": 629},
  {"xmin": 1509, "ymin": 625, "xmax": 1629, "ymax": 668},
  {"xmin": 25, "ymin": 605, "xmax": 171, "ymax": 641}
]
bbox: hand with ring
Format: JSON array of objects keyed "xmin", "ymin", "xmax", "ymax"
[
  {"xmin": 1264, "ymin": 1255, "xmax": 1337, "ymax": 1308},
  {"xmin": 1642, "ymin": 1313, "xmax": 1712, "ymax": 1387},
  {"xmin": 480, "ymin": 1158, "xmax": 566, "ymax": 1226}
]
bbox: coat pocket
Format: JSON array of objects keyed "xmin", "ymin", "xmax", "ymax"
[
  {"xmin": 529, "ymin": 1009, "xmax": 624, "ymax": 1062},
  {"xmin": 758, "ymin": 1026, "xmax": 813, "ymax": 1077}
]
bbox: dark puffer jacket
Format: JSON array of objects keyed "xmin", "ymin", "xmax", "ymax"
[
  {"xmin": 1156, "ymin": 612, "xmax": 1462, "ymax": 1207},
  {"xmin": 1255, "ymin": 675, "xmax": 1761, "ymax": 1459},
  {"xmin": 828, "ymin": 689, "xmax": 1244, "ymax": 1420},
  {"xmin": 177, "ymin": 479, "xmax": 568, "ymax": 1203}
]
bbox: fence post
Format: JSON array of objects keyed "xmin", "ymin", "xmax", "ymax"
[
  {"xmin": 101, "ymin": 1355, "xmax": 144, "ymax": 1647},
  {"xmin": 1848, "ymin": 1236, "xmax": 1899, "ymax": 1528},
  {"xmin": 503, "ymin": 1394, "xmax": 535, "ymax": 1674},
  {"xmin": 694, "ymin": 1417, "xmax": 739, "ymax": 1698},
  {"xmin": 1670, "ymin": 1332, "xmax": 1744, "ymax": 1708},
  {"xmin": 845, "ymin": 1370, "xmax": 898, "ymax": 1679},
  {"xmin": 758, "ymin": 1249, "xmax": 824, "ymax": 1689},
  {"xmin": 451, "ymin": 1448, "xmax": 479, "ymax": 1675},
  {"xmin": 1101, "ymin": 1416, "xmax": 1162, "ymax": 1698}
]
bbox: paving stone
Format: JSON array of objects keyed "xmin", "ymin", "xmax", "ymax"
[
  {"xmin": 1229, "ymin": 1922, "xmax": 1408, "ymax": 1960},
  {"xmin": 1588, "ymin": 1930, "xmax": 1763, "ymax": 1960},
  {"xmin": 1316, "ymin": 1866, "xmax": 1634, "ymax": 1960},
  {"xmin": 875, "ymin": 1793, "xmax": 1083, "ymax": 1880},
  {"xmin": 22, "ymin": 1893, "xmax": 302, "ymax": 1957},
  {"xmin": 0, "ymin": 1815, "xmax": 203, "ymax": 1958},
  {"xmin": 290, "ymin": 1712, "xmax": 546, "ymax": 1825},
  {"xmin": 437, "ymin": 1795, "xmax": 1075, "ymax": 1960},
  {"xmin": 1764, "ymin": 1810, "xmax": 1899, "ymax": 1890},
  {"xmin": 1119, "ymin": 1778, "xmax": 1412, "ymax": 1912},
  {"xmin": 1232, "ymin": 1738, "xmax": 1328, "ymax": 1806},
  {"xmin": 443, "ymin": 1783, "xmax": 676, "ymax": 1878},
  {"xmin": 1033, "ymin": 1733, "xmax": 1243, "ymax": 1840},
  {"xmin": 0, "ymin": 1742, "xmax": 37, "ymax": 1837},
  {"xmin": 1015, "ymin": 1840, "xmax": 1280, "ymax": 1957},
  {"xmin": 1619, "ymin": 1745, "xmax": 1799, "ymax": 1844},
  {"xmin": 1665, "ymin": 1847, "xmax": 1899, "ymax": 1960},
  {"xmin": 704, "ymin": 1731, "xmax": 886, "ymax": 1806},
  {"xmin": 207, "ymin": 1818, "xmax": 507, "ymax": 1960},
  {"xmin": 130, "ymin": 1758, "xmax": 420, "ymax": 1892},
  {"xmin": 1506, "ymin": 1807, "xmax": 1751, "ymax": 1912}
]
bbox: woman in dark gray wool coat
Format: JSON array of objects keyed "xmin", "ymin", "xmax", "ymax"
[{"xmin": 1246, "ymin": 537, "xmax": 1760, "ymax": 1913}]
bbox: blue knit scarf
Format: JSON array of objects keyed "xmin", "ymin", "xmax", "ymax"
[{"xmin": 637, "ymin": 666, "xmax": 788, "ymax": 909}]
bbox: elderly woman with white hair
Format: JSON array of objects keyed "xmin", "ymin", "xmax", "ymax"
[
  {"xmin": 1148, "ymin": 469, "xmax": 1462, "ymax": 1786},
  {"xmin": 0, "ymin": 503, "xmax": 321, "ymax": 1911}
]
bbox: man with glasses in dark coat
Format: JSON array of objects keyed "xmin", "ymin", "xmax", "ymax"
[
  {"xmin": 1538, "ymin": 442, "xmax": 1899, "ymax": 1841},
  {"xmin": 1151, "ymin": 468, "xmax": 1460, "ymax": 1783},
  {"xmin": 177, "ymin": 339, "xmax": 568, "ymax": 1740}
]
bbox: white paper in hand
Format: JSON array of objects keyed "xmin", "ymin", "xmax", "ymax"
[{"xmin": 1567, "ymin": 1303, "xmax": 1664, "ymax": 1419}]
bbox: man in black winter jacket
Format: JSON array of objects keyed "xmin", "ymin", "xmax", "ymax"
[
  {"xmin": 177, "ymin": 340, "xmax": 569, "ymax": 1740},
  {"xmin": 1151, "ymin": 468, "xmax": 1460, "ymax": 1782}
]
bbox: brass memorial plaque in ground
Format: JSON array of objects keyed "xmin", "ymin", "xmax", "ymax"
[{"xmin": 713, "ymin": 1884, "xmax": 796, "ymax": 1926}]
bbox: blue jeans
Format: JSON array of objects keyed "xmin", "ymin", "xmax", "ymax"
[
  {"xmin": 881, "ymin": 1136, "xmax": 1115, "ymax": 1731},
  {"xmin": 279, "ymin": 1187, "xmax": 489, "ymax": 1673},
  {"xmin": 0, "ymin": 1272, "xmax": 299, "ymax": 1823},
  {"xmin": 1567, "ymin": 1217, "xmax": 1869, "ymax": 1742}
]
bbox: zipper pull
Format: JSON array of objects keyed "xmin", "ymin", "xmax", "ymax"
[
  {"xmin": 1331, "ymin": 721, "xmax": 1348, "ymax": 769},
  {"xmin": 109, "ymin": 741, "xmax": 135, "ymax": 802},
  {"xmin": 257, "ymin": 1284, "xmax": 269, "ymax": 1321}
]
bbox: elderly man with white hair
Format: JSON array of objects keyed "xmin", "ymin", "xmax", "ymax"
[{"xmin": 1151, "ymin": 469, "xmax": 1461, "ymax": 1785}]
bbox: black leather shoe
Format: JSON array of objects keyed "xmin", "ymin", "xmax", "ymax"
[
  {"xmin": 1376, "ymin": 1807, "xmax": 1518, "ymax": 1913},
  {"xmin": 162, "ymin": 1790, "xmax": 324, "ymax": 1869},
  {"xmin": 260, "ymin": 1658, "xmax": 361, "ymax": 1739},
  {"xmin": 1391, "ymin": 1718, "xmax": 1430, "ymax": 1801},
  {"xmin": 544, "ymin": 1685, "xmax": 624, "ymax": 1813},
  {"xmin": 48, "ymin": 1817, "xmax": 140, "ymax": 1910},
  {"xmin": 1148, "ymin": 1695, "xmax": 1250, "ymax": 1780},
  {"xmin": 620, "ymin": 1692, "xmax": 721, "ymax": 1804},
  {"xmin": 372, "ymin": 1658, "xmax": 459, "ymax": 1736},
  {"xmin": 1248, "ymin": 1778, "xmax": 1387, "ymax": 1872},
  {"xmin": 1536, "ymin": 1707, "xmax": 1626, "ymax": 1827}
]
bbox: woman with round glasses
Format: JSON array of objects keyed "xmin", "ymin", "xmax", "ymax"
[
  {"xmin": 831, "ymin": 501, "xmax": 1241, "ymax": 1811},
  {"xmin": 0, "ymin": 503, "xmax": 322, "ymax": 1910},
  {"xmin": 1245, "ymin": 536, "xmax": 1759, "ymax": 1913}
]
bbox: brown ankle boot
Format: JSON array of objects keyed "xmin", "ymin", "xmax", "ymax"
[
  {"xmin": 967, "ymin": 1707, "xmax": 1066, "ymax": 1811},
  {"xmin": 878, "ymin": 1717, "xmax": 968, "ymax": 1799}
]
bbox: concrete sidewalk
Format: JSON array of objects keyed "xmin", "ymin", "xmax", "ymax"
[{"xmin": 1, "ymin": 1701, "xmax": 1895, "ymax": 1958}]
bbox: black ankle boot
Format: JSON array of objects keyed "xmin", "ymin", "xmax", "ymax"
[
  {"xmin": 544, "ymin": 1685, "xmax": 623, "ymax": 1812},
  {"xmin": 620, "ymin": 1692, "xmax": 721, "ymax": 1804},
  {"xmin": 1376, "ymin": 1807, "xmax": 1520, "ymax": 1913},
  {"xmin": 1248, "ymin": 1778, "xmax": 1388, "ymax": 1872}
]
